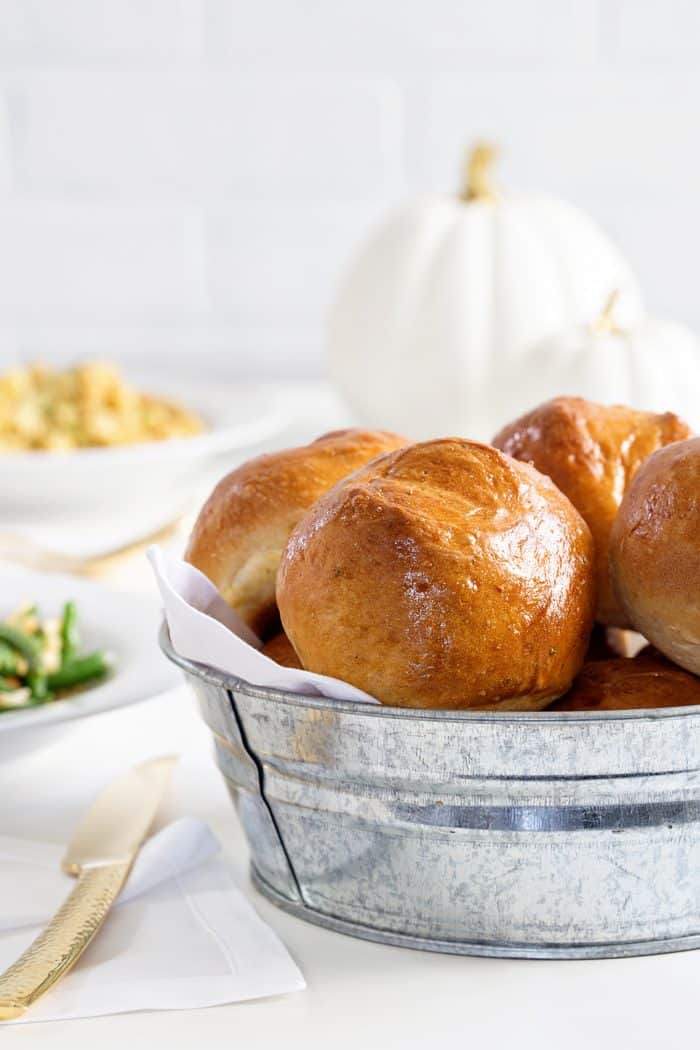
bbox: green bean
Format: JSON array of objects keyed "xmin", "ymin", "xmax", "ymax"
[
  {"xmin": 27, "ymin": 670, "xmax": 51, "ymax": 703},
  {"xmin": 60, "ymin": 601, "xmax": 79, "ymax": 664},
  {"xmin": 0, "ymin": 602, "xmax": 110, "ymax": 704},
  {"xmin": 0, "ymin": 641, "xmax": 21, "ymax": 676},
  {"xmin": 47, "ymin": 651, "xmax": 109, "ymax": 691},
  {"xmin": 0, "ymin": 624, "xmax": 40, "ymax": 672}
]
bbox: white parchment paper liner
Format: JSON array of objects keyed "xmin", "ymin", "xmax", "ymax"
[{"xmin": 148, "ymin": 546, "xmax": 378, "ymax": 704}]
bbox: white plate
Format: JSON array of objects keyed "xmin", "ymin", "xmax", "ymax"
[
  {"xmin": 0, "ymin": 374, "xmax": 289, "ymax": 525},
  {"xmin": 0, "ymin": 565, "xmax": 179, "ymax": 760}
]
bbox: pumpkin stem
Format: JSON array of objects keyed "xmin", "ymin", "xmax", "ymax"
[
  {"xmin": 460, "ymin": 143, "xmax": 499, "ymax": 203},
  {"xmin": 591, "ymin": 290, "xmax": 623, "ymax": 335}
]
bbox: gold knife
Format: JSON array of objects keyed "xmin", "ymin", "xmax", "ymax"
[{"xmin": 0, "ymin": 755, "xmax": 177, "ymax": 1021}]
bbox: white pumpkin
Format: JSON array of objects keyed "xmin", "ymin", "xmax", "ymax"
[
  {"xmin": 499, "ymin": 291, "xmax": 700, "ymax": 431},
  {"xmin": 329, "ymin": 144, "xmax": 644, "ymax": 440}
]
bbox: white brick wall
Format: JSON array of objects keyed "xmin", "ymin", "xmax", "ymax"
[
  {"xmin": 0, "ymin": 0, "xmax": 698, "ymax": 376},
  {"xmin": 0, "ymin": 1, "xmax": 203, "ymax": 65},
  {"xmin": 0, "ymin": 202, "xmax": 207, "ymax": 315},
  {"xmin": 10, "ymin": 72, "xmax": 402, "ymax": 198},
  {"xmin": 210, "ymin": 0, "xmax": 599, "ymax": 68}
]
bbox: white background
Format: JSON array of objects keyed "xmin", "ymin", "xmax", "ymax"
[{"xmin": 0, "ymin": 0, "xmax": 698, "ymax": 378}]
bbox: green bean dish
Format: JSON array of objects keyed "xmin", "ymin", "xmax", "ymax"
[{"xmin": 0, "ymin": 601, "xmax": 110, "ymax": 711}]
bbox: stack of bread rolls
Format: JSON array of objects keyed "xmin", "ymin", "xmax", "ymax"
[{"xmin": 186, "ymin": 399, "xmax": 700, "ymax": 712}]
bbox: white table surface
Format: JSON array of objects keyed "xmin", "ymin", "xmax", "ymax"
[{"xmin": 1, "ymin": 385, "xmax": 698, "ymax": 1050}]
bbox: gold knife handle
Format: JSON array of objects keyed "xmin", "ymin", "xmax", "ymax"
[{"xmin": 0, "ymin": 860, "xmax": 131, "ymax": 1020}]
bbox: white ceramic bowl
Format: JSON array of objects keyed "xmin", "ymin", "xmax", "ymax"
[
  {"xmin": 0, "ymin": 373, "xmax": 289, "ymax": 523},
  {"xmin": 0, "ymin": 565, "xmax": 180, "ymax": 762}
]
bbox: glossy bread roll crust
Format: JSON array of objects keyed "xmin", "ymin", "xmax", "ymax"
[
  {"xmin": 493, "ymin": 397, "xmax": 691, "ymax": 626},
  {"xmin": 610, "ymin": 437, "xmax": 700, "ymax": 676},
  {"xmin": 550, "ymin": 654, "xmax": 700, "ymax": 711},
  {"xmin": 186, "ymin": 428, "xmax": 407, "ymax": 634},
  {"xmin": 277, "ymin": 439, "xmax": 596, "ymax": 710}
]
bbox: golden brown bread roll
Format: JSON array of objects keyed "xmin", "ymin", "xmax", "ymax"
[
  {"xmin": 277, "ymin": 439, "xmax": 596, "ymax": 710},
  {"xmin": 493, "ymin": 397, "xmax": 692, "ymax": 626},
  {"xmin": 610, "ymin": 437, "xmax": 700, "ymax": 676},
  {"xmin": 260, "ymin": 631, "xmax": 302, "ymax": 669},
  {"xmin": 550, "ymin": 654, "xmax": 700, "ymax": 711},
  {"xmin": 186, "ymin": 428, "xmax": 407, "ymax": 634}
]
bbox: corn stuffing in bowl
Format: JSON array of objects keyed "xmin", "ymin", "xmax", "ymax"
[
  {"xmin": 0, "ymin": 359, "xmax": 289, "ymax": 521},
  {"xmin": 0, "ymin": 361, "xmax": 206, "ymax": 452}
]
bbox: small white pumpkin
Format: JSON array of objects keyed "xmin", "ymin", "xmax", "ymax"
[
  {"xmin": 329, "ymin": 144, "xmax": 644, "ymax": 440},
  {"xmin": 500, "ymin": 291, "xmax": 700, "ymax": 431}
]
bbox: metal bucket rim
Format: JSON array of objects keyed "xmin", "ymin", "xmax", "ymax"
[{"xmin": 160, "ymin": 621, "xmax": 700, "ymax": 727}]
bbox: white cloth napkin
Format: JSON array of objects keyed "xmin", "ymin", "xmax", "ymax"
[
  {"xmin": 0, "ymin": 817, "xmax": 304, "ymax": 1023},
  {"xmin": 148, "ymin": 546, "xmax": 379, "ymax": 703}
]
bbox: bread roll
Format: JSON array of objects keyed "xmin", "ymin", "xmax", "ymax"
[
  {"xmin": 550, "ymin": 654, "xmax": 700, "ymax": 711},
  {"xmin": 610, "ymin": 437, "xmax": 700, "ymax": 675},
  {"xmin": 186, "ymin": 428, "xmax": 407, "ymax": 634},
  {"xmin": 277, "ymin": 439, "xmax": 595, "ymax": 710},
  {"xmin": 493, "ymin": 397, "xmax": 691, "ymax": 626},
  {"xmin": 260, "ymin": 632, "xmax": 302, "ymax": 669}
]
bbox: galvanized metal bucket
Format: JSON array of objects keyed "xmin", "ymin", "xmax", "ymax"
[{"xmin": 161, "ymin": 625, "xmax": 700, "ymax": 959}]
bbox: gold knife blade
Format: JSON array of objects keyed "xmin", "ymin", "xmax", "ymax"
[{"xmin": 0, "ymin": 756, "xmax": 177, "ymax": 1021}]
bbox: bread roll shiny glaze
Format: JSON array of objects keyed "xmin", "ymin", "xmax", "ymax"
[
  {"xmin": 260, "ymin": 632, "xmax": 302, "ymax": 669},
  {"xmin": 493, "ymin": 397, "xmax": 691, "ymax": 626},
  {"xmin": 550, "ymin": 654, "xmax": 700, "ymax": 711},
  {"xmin": 186, "ymin": 428, "xmax": 407, "ymax": 634},
  {"xmin": 610, "ymin": 437, "xmax": 700, "ymax": 676},
  {"xmin": 277, "ymin": 439, "xmax": 596, "ymax": 710}
]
